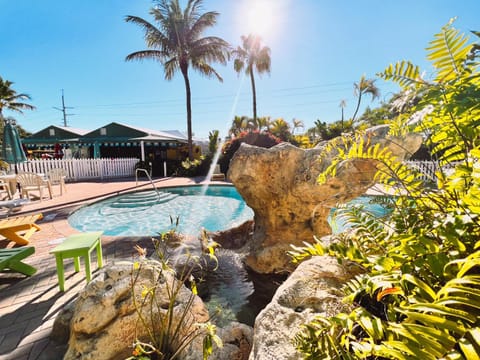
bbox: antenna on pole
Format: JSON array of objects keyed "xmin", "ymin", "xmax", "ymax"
[{"xmin": 53, "ymin": 89, "xmax": 74, "ymax": 126}]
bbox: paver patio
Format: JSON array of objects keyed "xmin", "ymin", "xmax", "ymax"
[{"xmin": 0, "ymin": 176, "xmax": 216, "ymax": 360}]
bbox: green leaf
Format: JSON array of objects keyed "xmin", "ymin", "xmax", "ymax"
[{"xmin": 397, "ymin": 310, "xmax": 467, "ymax": 335}]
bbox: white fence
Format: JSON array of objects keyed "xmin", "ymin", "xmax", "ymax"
[
  {"xmin": 7, "ymin": 158, "xmax": 448, "ymax": 183},
  {"xmin": 404, "ymin": 160, "xmax": 439, "ymax": 182},
  {"xmin": 12, "ymin": 158, "xmax": 139, "ymax": 182},
  {"xmin": 404, "ymin": 160, "xmax": 458, "ymax": 182}
]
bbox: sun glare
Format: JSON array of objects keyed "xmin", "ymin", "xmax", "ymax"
[{"xmin": 244, "ymin": 0, "xmax": 278, "ymax": 40}]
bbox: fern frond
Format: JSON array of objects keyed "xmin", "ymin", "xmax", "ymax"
[
  {"xmin": 378, "ymin": 61, "xmax": 424, "ymax": 89},
  {"xmin": 426, "ymin": 19, "xmax": 472, "ymax": 82}
]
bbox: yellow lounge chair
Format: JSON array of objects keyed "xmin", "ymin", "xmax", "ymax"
[{"xmin": 0, "ymin": 213, "xmax": 43, "ymax": 245}]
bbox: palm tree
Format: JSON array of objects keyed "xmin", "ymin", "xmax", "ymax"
[
  {"xmin": 229, "ymin": 115, "xmax": 253, "ymax": 137},
  {"xmin": 232, "ymin": 34, "xmax": 271, "ymax": 123},
  {"xmin": 125, "ymin": 0, "xmax": 230, "ymax": 160},
  {"xmin": 269, "ymin": 117, "xmax": 290, "ymax": 140},
  {"xmin": 351, "ymin": 75, "xmax": 380, "ymax": 122},
  {"xmin": 291, "ymin": 118, "xmax": 304, "ymax": 134},
  {"xmin": 256, "ymin": 116, "xmax": 271, "ymax": 132},
  {"xmin": 0, "ymin": 77, "xmax": 36, "ymax": 120}
]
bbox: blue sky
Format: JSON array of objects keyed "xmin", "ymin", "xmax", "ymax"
[{"xmin": 1, "ymin": 0, "xmax": 479, "ymax": 139}]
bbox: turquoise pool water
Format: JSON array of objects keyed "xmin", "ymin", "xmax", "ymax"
[
  {"xmin": 68, "ymin": 185, "xmax": 254, "ymax": 236},
  {"xmin": 328, "ymin": 195, "xmax": 393, "ymax": 234}
]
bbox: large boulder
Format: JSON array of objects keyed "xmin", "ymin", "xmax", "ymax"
[
  {"xmin": 249, "ymin": 255, "xmax": 361, "ymax": 360},
  {"xmin": 57, "ymin": 260, "xmax": 253, "ymax": 360},
  {"xmin": 63, "ymin": 261, "xmax": 209, "ymax": 360},
  {"xmin": 228, "ymin": 125, "xmax": 422, "ymax": 273}
]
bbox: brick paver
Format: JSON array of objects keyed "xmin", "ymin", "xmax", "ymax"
[{"xmin": 0, "ymin": 176, "xmax": 213, "ymax": 359}]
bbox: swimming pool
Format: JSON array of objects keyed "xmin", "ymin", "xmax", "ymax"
[
  {"xmin": 68, "ymin": 185, "xmax": 254, "ymax": 236},
  {"xmin": 328, "ymin": 195, "xmax": 393, "ymax": 234}
]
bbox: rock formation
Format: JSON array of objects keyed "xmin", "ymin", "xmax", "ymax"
[
  {"xmin": 56, "ymin": 261, "xmax": 253, "ymax": 360},
  {"xmin": 228, "ymin": 125, "xmax": 422, "ymax": 273},
  {"xmin": 62, "ymin": 261, "xmax": 209, "ymax": 360},
  {"xmin": 248, "ymin": 255, "xmax": 362, "ymax": 360}
]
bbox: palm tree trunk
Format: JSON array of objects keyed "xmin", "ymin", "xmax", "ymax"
[
  {"xmin": 250, "ymin": 66, "xmax": 257, "ymax": 123},
  {"xmin": 351, "ymin": 92, "xmax": 362, "ymax": 123},
  {"xmin": 181, "ymin": 65, "xmax": 194, "ymax": 161},
  {"xmin": 341, "ymin": 107, "xmax": 344, "ymax": 130}
]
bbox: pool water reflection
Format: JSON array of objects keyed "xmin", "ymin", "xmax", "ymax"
[{"xmin": 68, "ymin": 185, "xmax": 254, "ymax": 237}]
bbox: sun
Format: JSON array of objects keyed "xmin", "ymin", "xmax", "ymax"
[{"xmin": 244, "ymin": 0, "xmax": 278, "ymax": 39}]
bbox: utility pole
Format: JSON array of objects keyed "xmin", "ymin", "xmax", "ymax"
[{"xmin": 53, "ymin": 89, "xmax": 74, "ymax": 127}]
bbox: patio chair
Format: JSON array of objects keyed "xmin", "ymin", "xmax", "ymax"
[
  {"xmin": 0, "ymin": 213, "xmax": 43, "ymax": 245},
  {"xmin": 16, "ymin": 172, "xmax": 53, "ymax": 201},
  {"xmin": 0, "ymin": 247, "xmax": 37, "ymax": 276},
  {"xmin": 0, "ymin": 179, "xmax": 12, "ymax": 200},
  {"xmin": 0, "ymin": 198, "xmax": 29, "ymax": 218},
  {"xmin": 47, "ymin": 168, "xmax": 67, "ymax": 195}
]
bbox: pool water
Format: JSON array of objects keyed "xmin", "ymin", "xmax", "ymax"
[
  {"xmin": 328, "ymin": 195, "xmax": 393, "ymax": 234},
  {"xmin": 68, "ymin": 185, "xmax": 254, "ymax": 236}
]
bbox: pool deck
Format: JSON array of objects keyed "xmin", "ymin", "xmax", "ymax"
[{"xmin": 0, "ymin": 176, "xmax": 224, "ymax": 360}]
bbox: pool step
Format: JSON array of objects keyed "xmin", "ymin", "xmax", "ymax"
[{"xmin": 109, "ymin": 190, "xmax": 178, "ymax": 208}]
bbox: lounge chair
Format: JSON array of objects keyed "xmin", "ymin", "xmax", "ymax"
[
  {"xmin": 0, "ymin": 198, "xmax": 30, "ymax": 218},
  {"xmin": 0, "ymin": 213, "xmax": 43, "ymax": 245},
  {"xmin": 16, "ymin": 172, "xmax": 52, "ymax": 201},
  {"xmin": 47, "ymin": 168, "xmax": 67, "ymax": 195},
  {"xmin": 0, "ymin": 247, "xmax": 36, "ymax": 276},
  {"xmin": 211, "ymin": 164, "xmax": 226, "ymax": 181}
]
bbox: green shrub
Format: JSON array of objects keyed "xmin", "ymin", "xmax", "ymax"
[
  {"xmin": 219, "ymin": 130, "xmax": 282, "ymax": 174},
  {"xmin": 290, "ymin": 21, "xmax": 480, "ymax": 359}
]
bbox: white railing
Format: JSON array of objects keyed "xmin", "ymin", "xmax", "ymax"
[
  {"xmin": 12, "ymin": 158, "xmax": 139, "ymax": 181},
  {"xmin": 404, "ymin": 160, "xmax": 439, "ymax": 182},
  {"xmin": 405, "ymin": 160, "xmax": 459, "ymax": 182}
]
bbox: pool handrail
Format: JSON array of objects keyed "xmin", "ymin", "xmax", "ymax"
[{"xmin": 135, "ymin": 168, "xmax": 161, "ymax": 199}]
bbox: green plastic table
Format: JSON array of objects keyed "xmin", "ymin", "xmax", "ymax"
[{"xmin": 50, "ymin": 231, "xmax": 103, "ymax": 291}]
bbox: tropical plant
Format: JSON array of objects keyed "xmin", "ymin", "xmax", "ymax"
[
  {"xmin": 308, "ymin": 119, "xmax": 353, "ymax": 142},
  {"xmin": 125, "ymin": 0, "xmax": 230, "ymax": 160},
  {"xmin": 268, "ymin": 117, "xmax": 291, "ymax": 141},
  {"xmin": 0, "ymin": 77, "xmax": 35, "ymax": 120},
  {"xmin": 218, "ymin": 130, "xmax": 282, "ymax": 174},
  {"xmin": 291, "ymin": 20, "xmax": 480, "ymax": 359},
  {"xmin": 232, "ymin": 34, "xmax": 271, "ymax": 123},
  {"xmin": 351, "ymin": 75, "xmax": 380, "ymax": 123},
  {"xmin": 229, "ymin": 115, "xmax": 254, "ymax": 137},
  {"xmin": 207, "ymin": 130, "xmax": 220, "ymax": 156},
  {"xmin": 127, "ymin": 232, "xmax": 222, "ymax": 360}
]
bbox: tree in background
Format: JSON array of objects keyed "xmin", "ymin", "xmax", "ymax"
[
  {"xmin": 268, "ymin": 117, "xmax": 291, "ymax": 141},
  {"xmin": 228, "ymin": 115, "xmax": 255, "ymax": 137},
  {"xmin": 339, "ymin": 99, "xmax": 347, "ymax": 130},
  {"xmin": 291, "ymin": 118, "xmax": 304, "ymax": 135},
  {"xmin": 232, "ymin": 34, "xmax": 271, "ymax": 123},
  {"xmin": 0, "ymin": 77, "xmax": 35, "ymax": 120},
  {"xmin": 219, "ymin": 130, "xmax": 281, "ymax": 174},
  {"xmin": 125, "ymin": 0, "xmax": 229, "ymax": 160},
  {"xmin": 351, "ymin": 75, "xmax": 380, "ymax": 122}
]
